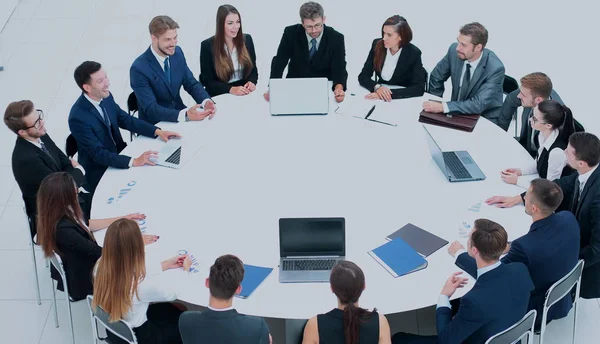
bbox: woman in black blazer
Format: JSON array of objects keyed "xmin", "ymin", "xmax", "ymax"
[
  {"xmin": 200, "ymin": 5, "xmax": 258, "ymax": 97},
  {"xmin": 358, "ymin": 15, "xmax": 426, "ymax": 101},
  {"xmin": 36, "ymin": 172, "xmax": 155, "ymax": 301}
]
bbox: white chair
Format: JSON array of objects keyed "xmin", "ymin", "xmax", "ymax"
[
  {"xmin": 538, "ymin": 259, "xmax": 585, "ymax": 344},
  {"xmin": 86, "ymin": 295, "xmax": 138, "ymax": 344},
  {"xmin": 485, "ymin": 310, "xmax": 536, "ymax": 344},
  {"xmin": 22, "ymin": 206, "xmax": 42, "ymax": 305},
  {"xmin": 48, "ymin": 252, "xmax": 75, "ymax": 344}
]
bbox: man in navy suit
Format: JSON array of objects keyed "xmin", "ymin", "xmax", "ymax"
[
  {"xmin": 451, "ymin": 178, "xmax": 580, "ymax": 328},
  {"xmin": 130, "ymin": 15, "xmax": 215, "ymax": 125},
  {"xmin": 68, "ymin": 61, "xmax": 180, "ymax": 193},
  {"xmin": 392, "ymin": 219, "xmax": 534, "ymax": 344}
]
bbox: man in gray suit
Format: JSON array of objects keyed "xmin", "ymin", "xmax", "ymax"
[
  {"xmin": 497, "ymin": 72, "xmax": 563, "ymax": 157},
  {"xmin": 179, "ymin": 254, "xmax": 272, "ymax": 344},
  {"xmin": 424, "ymin": 22, "xmax": 505, "ymax": 126}
]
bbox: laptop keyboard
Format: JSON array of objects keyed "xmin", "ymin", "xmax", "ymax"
[
  {"xmin": 442, "ymin": 152, "xmax": 472, "ymax": 179},
  {"xmin": 283, "ymin": 259, "xmax": 338, "ymax": 271},
  {"xmin": 165, "ymin": 147, "xmax": 181, "ymax": 165}
]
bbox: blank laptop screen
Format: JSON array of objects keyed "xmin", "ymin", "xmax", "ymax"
[{"xmin": 279, "ymin": 218, "xmax": 345, "ymax": 257}]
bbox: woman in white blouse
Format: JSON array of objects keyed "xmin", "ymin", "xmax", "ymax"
[
  {"xmin": 93, "ymin": 219, "xmax": 191, "ymax": 344},
  {"xmin": 501, "ymin": 100, "xmax": 576, "ymax": 188}
]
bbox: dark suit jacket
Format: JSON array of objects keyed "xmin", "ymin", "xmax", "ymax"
[
  {"xmin": 270, "ymin": 24, "xmax": 348, "ymax": 91},
  {"xmin": 429, "ymin": 43, "xmax": 505, "ymax": 123},
  {"xmin": 130, "ymin": 46, "xmax": 211, "ymax": 124},
  {"xmin": 200, "ymin": 34, "xmax": 258, "ymax": 97},
  {"xmin": 179, "ymin": 309, "xmax": 270, "ymax": 344},
  {"xmin": 555, "ymin": 167, "xmax": 600, "ymax": 298},
  {"xmin": 358, "ymin": 39, "xmax": 426, "ymax": 99},
  {"xmin": 456, "ymin": 211, "xmax": 580, "ymax": 326},
  {"xmin": 11, "ymin": 135, "xmax": 86, "ymax": 236},
  {"xmin": 68, "ymin": 93, "xmax": 157, "ymax": 192}
]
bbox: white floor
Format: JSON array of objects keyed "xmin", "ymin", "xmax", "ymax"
[{"xmin": 1, "ymin": 0, "xmax": 599, "ymax": 343}]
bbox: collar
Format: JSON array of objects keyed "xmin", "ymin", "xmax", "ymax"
[
  {"xmin": 83, "ymin": 93, "xmax": 102, "ymax": 108},
  {"xmin": 306, "ymin": 29, "xmax": 324, "ymax": 46},
  {"xmin": 150, "ymin": 45, "xmax": 167, "ymax": 65},
  {"xmin": 530, "ymin": 213, "xmax": 556, "ymax": 232},
  {"xmin": 465, "ymin": 52, "xmax": 483, "ymax": 71},
  {"xmin": 539, "ymin": 129, "xmax": 559, "ymax": 151},
  {"xmin": 579, "ymin": 164, "xmax": 599, "ymax": 185},
  {"xmin": 387, "ymin": 47, "xmax": 403, "ymax": 58},
  {"xmin": 477, "ymin": 261, "xmax": 501, "ymax": 279},
  {"xmin": 207, "ymin": 305, "xmax": 235, "ymax": 312},
  {"xmin": 25, "ymin": 137, "xmax": 42, "ymax": 149}
]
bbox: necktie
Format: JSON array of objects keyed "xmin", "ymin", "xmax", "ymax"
[
  {"xmin": 39, "ymin": 141, "xmax": 55, "ymax": 163},
  {"xmin": 459, "ymin": 63, "xmax": 471, "ymax": 101},
  {"xmin": 99, "ymin": 101, "xmax": 116, "ymax": 144},
  {"xmin": 309, "ymin": 38, "xmax": 317, "ymax": 60},
  {"xmin": 164, "ymin": 57, "xmax": 171, "ymax": 84},
  {"xmin": 571, "ymin": 178, "xmax": 582, "ymax": 214}
]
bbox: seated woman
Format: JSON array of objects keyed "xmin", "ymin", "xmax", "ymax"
[
  {"xmin": 358, "ymin": 15, "xmax": 426, "ymax": 101},
  {"xmin": 501, "ymin": 100, "xmax": 576, "ymax": 188},
  {"xmin": 200, "ymin": 4, "xmax": 258, "ymax": 97},
  {"xmin": 37, "ymin": 172, "xmax": 153, "ymax": 301},
  {"xmin": 302, "ymin": 261, "xmax": 391, "ymax": 344},
  {"xmin": 93, "ymin": 218, "xmax": 191, "ymax": 344}
]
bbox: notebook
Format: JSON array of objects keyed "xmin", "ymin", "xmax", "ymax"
[
  {"xmin": 368, "ymin": 238, "xmax": 428, "ymax": 278},
  {"xmin": 236, "ymin": 265, "xmax": 273, "ymax": 299},
  {"xmin": 386, "ymin": 223, "xmax": 449, "ymax": 257}
]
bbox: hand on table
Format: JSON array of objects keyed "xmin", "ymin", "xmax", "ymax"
[
  {"xmin": 155, "ymin": 129, "xmax": 182, "ymax": 142},
  {"xmin": 448, "ymin": 241, "xmax": 465, "ymax": 257},
  {"xmin": 244, "ymin": 81, "xmax": 256, "ymax": 92},
  {"xmin": 500, "ymin": 168, "xmax": 522, "ymax": 185},
  {"xmin": 142, "ymin": 234, "xmax": 159, "ymax": 245},
  {"xmin": 230, "ymin": 86, "xmax": 251, "ymax": 96},
  {"xmin": 334, "ymin": 84, "xmax": 345, "ymax": 103},
  {"xmin": 124, "ymin": 213, "xmax": 146, "ymax": 221},
  {"xmin": 133, "ymin": 151, "xmax": 158, "ymax": 167},
  {"xmin": 182, "ymin": 254, "xmax": 193, "ymax": 272},
  {"xmin": 186, "ymin": 104, "xmax": 212, "ymax": 121},
  {"xmin": 441, "ymin": 272, "xmax": 469, "ymax": 297},
  {"xmin": 203, "ymin": 100, "xmax": 217, "ymax": 119},
  {"xmin": 423, "ymin": 101, "xmax": 444, "ymax": 113},
  {"xmin": 161, "ymin": 255, "xmax": 186, "ymax": 271},
  {"xmin": 485, "ymin": 195, "xmax": 523, "ymax": 208},
  {"xmin": 376, "ymin": 86, "xmax": 392, "ymax": 102},
  {"xmin": 263, "ymin": 91, "xmax": 270, "ymax": 102}
]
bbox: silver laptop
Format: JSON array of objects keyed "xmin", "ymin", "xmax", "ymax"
[
  {"xmin": 151, "ymin": 139, "xmax": 182, "ymax": 169},
  {"xmin": 423, "ymin": 125, "xmax": 486, "ymax": 182},
  {"xmin": 279, "ymin": 217, "xmax": 345, "ymax": 283},
  {"xmin": 269, "ymin": 78, "xmax": 329, "ymax": 116}
]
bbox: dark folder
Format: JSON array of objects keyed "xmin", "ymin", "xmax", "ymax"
[
  {"xmin": 418, "ymin": 110, "xmax": 480, "ymax": 132},
  {"xmin": 386, "ymin": 223, "xmax": 449, "ymax": 257},
  {"xmin": 368, "ymin": 238, "xmax": 428, "ymax": 278},
  {"xmin": 236, "ymin": 265, "xmax": 273, "ymax": 299}
]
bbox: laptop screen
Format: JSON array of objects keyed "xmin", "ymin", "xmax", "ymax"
[
  {"xmin": 423, "ymin": 126, "xmax": 449, "ymax": 177},
  {"xmin": 269, "ymin": 78, "xmax": 330, "ymax": 115},
  {"xmin": 279, "ymin": 218, "xmax": 345, "ymax": 257}
]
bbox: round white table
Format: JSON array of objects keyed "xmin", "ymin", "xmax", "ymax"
[{"xmin": 91, "ymin": 89, "xmax": 536, "ymax": 321}]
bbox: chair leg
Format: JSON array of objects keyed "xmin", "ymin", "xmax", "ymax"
[
  {"xmin": 51, "ymin": 278, "xmax": 59, "ymax": 328},
  {"xmin": 66, "ymin": 299, "xmax": 75, "ymax": 344},
  {"xmin": 30, "ymin": 242, "xmax": 41, "ymax": 305},
  {"xmin": 571, "ymin": 301, "xmax": 578, "ymax": 344}
]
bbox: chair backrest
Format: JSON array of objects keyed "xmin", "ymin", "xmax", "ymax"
[
  {"xmin": 503, "ymin": 75, "xmax": 519, "ymax": 95},
  {"xmin": 65, "ymin": 134, "xmax": 78, "ymax": 158},
  {"xmin": 22, "ymin": 205, "xmax": 37, "ymax": 243},
  {"xmin": 485, "ymin": 310, "xmax": 537, "ymax": 344},
  {"xmin": 127, "ymin": 92, "xmax": 138, "ymax": 115},
  {"xmin": 574, "ymin": 118, "xmax": 585, "ymax": 133},
  {"xmin": 544, "ymin": 260, "xmax": 584, "ymax": 310},
  {"xmin": 49, "ymin": 252, "xmax": 73, "ymax": 301},
  {"xmin": 86, "ymin": 295, "xmax": 137, "ymax": 343}
]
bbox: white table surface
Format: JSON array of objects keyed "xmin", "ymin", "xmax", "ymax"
[{"xmin": 91, "ymin": 88, "xmax": 536, "ymax": 320}]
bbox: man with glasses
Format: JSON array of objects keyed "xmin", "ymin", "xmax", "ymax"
[
  {"xmin": 265, "ymin": 1, "xmax": 348, "ymax": 103},
  {"xmin": 4, "ymin": 100, "xmax": 89, "ymax": 237}
]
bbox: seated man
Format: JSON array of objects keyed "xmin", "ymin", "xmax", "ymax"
[
  {"xmin": 497, "ymin": 72, "xmax": 564, "ymax": 156},
  {"xmin": 487, "ymin": 132, "xmax": 600, "ymax": 299},
  {"xmin": 392, "ymin": 219, "xmax": 534, "ymax": 344},
  {"xmin": 131, "ymin": 15, "xmax": 215, "ymax": 125},
  {"xmin": 265, "ymin": 1, "xmax": 348, "ymax": 103},
  {"xmin": 424, "ymin": 22, "xmax": 505, "ymax": 126},
  {"xmin": 179, "ymin": 254, "xmax": 271, "ymax": 344},
  {"xmin": 451, "ymin": 178, "xmax": 579, "ymax": 328},
  {"xmin": 68, "ymin": 61, "xmax": 180, "ymax": 193}
]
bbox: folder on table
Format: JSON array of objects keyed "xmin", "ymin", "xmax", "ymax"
[
  {"xmin": 386, "ymin": 223, "xmax": 449, "ymax": 257},
  {"xmin": 368, "ymin": 238, "xmax": 428, "ymax": 278},
  {"xmin": 236, "ymin": 265, "xmax": 273, "ymax": 299}
]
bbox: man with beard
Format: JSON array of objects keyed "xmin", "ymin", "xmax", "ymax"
[
  {"xmin": 424, "ymin": 22, "xmax": 505, "ymax": 126},
  {"xmin": 131, "ymin": 15, "xmax": 215, "ymax": 125}
]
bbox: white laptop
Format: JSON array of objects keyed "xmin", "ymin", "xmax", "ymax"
[
  {"xmin": 269, "ymin": 78, "xmax": 330, "ymax": 116},
  {"xmin": 151, "ymin": 139, "xmax": 182, "ymax": 169}
]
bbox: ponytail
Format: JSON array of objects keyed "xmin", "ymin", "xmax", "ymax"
[
  {"xmin": 558, "ymin": 104, "xmax": 576, "ymax": 143},
  {"xmin": 343, "ymin": 303, "xmax": 377, "ymax": 344}
]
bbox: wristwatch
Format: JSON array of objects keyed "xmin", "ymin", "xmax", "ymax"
[{"xmin": 374, "ymin": 84, "xmax": 382, "ymax": 91}]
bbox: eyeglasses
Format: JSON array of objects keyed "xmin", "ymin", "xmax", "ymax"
[
  {"xmin": 303, "ymin": 22, "xmax": 323, "ymax": 31},
  {"xmin": 22, "ymin": 110, "xmax": 44, "ymax": 130}
]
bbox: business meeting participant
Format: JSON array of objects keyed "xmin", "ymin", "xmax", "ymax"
[
  {"xmin": 93, "ymin": 219, "xmax": 190, "ymax": 344},
  {"xmin": 450, "ymin": 179, "xmax": 579, "ymax": 328},
  {"xmin": 500, "ymin": 100, "xmax": 575, "ymax": 188},
  {"xmin": 200, "ymin": 5, "xmax": 258, "ymax": 97},
  {"xmin": 497, "ymin": 72, "xmax": 564, "ymax": 155},
  {"xmin": 68, "ymin": 61, "xmax": 180, "ymax": 193},
  {"xmin": 179, "ymin": 255, "xmax": 272, "ymax": 344},
  {"xmin": 36, "ymin": 172, "xmax": 156, "ymax": 301},
  {"xmin": 424, "ymin": 22, "xmax": 505, "ymax": 126},
  {"xmin": 131, "ymin": 15, "xmax": 215, "ymax": 124},
  {"xmin": 302, "ymin": 261, "xmax": 391, "ymax": 344},
  {"xmin": 265, "ymin": 1, "xmax": 348, "ymax": 103},
  {"xmin": 487, "ymin": 132, "xmax": 600, "ymax": 299},
  {"xmin": 392, "ymin": 219, "xmax": 534, "ymax": 344},
  {"xmin": 357, "ymin": 15, "xmax": 426, "ymax": 101}
]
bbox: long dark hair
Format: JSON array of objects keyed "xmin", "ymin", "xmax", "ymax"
[
  {"xmin": 373, "ymin": 15, "xmax": 413, "ymax": 74},
  {"xmin": 213, "ymin": 4, "xmax": 253, "ymax": 82},
  {"xmin": 537, "ymin": 100, "xmax": 576, "ymax": 144},
  {"xmin": 330, "ymin": 261, "xmax": 376, "ymax": 344}
]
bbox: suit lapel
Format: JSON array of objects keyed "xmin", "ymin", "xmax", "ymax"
[
  {"xmin": 577, "ymin": 167, "xmax": 600, "ymax": 215},
  {"xmin": 465, "ymin": 50, "xmax": 488, "ymax": 97},
  {"xmin": 144, "ymin": 47, "xmax": 177, "ymax": 98},
  {"xmin": 17, "ymin": 136, "xmax": 59, "ymax": 170},
  {"xmin": 82, "ymin": 95, "xmax": 110, "ymax": 130},
  {"xmin": 311, "ymin": 26, "xmax": 328, "ymax": 63},
  {"xmin": 389, "ymin": 47, "xmax": 409, "ymax": 81}
]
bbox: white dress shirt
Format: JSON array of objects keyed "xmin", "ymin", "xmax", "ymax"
[
  {"xmin": 28, "ymin": 137, "xmax": 88, "ymax": 191},
  {"xmin": 225, "ymin": 45, "xmax": 243, "ymax": 83},
  {"xmin": 380, "ymin": 48, "xmax": 402, "ymax": 81},
  {"xmin": 207, "ymin": 305, "xmax": 235, "ymax": 312},
  {"xmin": 442, "ymin": 54, "xmax": 483, "ymax": 113},
  {"xmin": 516, "ymin": 129, "xmax": 567, "ymax": 188},
  {"xmin": 437, "ymin": 261, "xmax": 501, "ymax": 309},
  {"xmin": 579, "ymin": 164, "xmax": 599, "ymax": 194},
  {"xmin": 306, "ymin": 30, "xmax": 323, "ymax": 51}
]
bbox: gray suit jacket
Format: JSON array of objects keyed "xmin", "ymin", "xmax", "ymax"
[
  {"xmin": 429, "ymin": 43, "xmax": 505, "ymax": 123},
  {"xmin": 179, "ymin": 309, "xmax": 270, "ymax": 344}
]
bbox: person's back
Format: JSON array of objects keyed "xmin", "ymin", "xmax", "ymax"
[
  {"xmin": 179, "ymin": 309, "xmax": 269, "ymax": 344},
  {"xmin": 316, "ymin": 308, "xmax": 380, "ymax": 344}
]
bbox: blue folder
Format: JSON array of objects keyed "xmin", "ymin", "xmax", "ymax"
[
  {"xmin": 368, "ymin": 238, "xmax": 428, "ymax": 278},
  {"xmin": 236, "ymin": 265, "xmax": 274, "ymax": 299}
]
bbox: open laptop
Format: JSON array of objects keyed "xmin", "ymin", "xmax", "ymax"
[
  {"xmin": 269, "ymin": 78, "xmax": 329, "ymax": 116},
  {"xmin": 151, "ymin": 138, "xmax": 182, "ymax": 169},
  {"xmin": 279, "ymin": 217, "xmax": 345, "ymax": 283},
  {"xmin": 423, "ymin": 125, "xmax": 486, "ymax": 182}
]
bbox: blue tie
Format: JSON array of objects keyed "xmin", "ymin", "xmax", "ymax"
[
  {"xmin": 309, "ymin": 38, "xmax": 317, "ymax": 59},
  {"xmin": 164, "ymin": 57, "xmax": 171, "ymax": 84}
]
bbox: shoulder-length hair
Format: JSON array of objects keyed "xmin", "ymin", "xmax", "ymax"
[{"xmin": 373, "ymin": 15, "xmax": 413, "ymax": 74}]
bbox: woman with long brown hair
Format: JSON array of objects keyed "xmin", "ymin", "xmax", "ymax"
[
  {"xmin": 36, "ymin": 172, "xmax": 157, "ymax": 301},
  {"xmin": 302, "ymin": 261, "xmax": 391, "ymax": 344},
  {"xmin": 200, "ymin": 4, "xmax": 258, "ymax": 97},
  {"xmin": 358, "ymin": 15, "xmax": 426, "ymax": 101},
  {"xmin": 93, "ymin": 218, "xmax": 191, "ymax": 344}
]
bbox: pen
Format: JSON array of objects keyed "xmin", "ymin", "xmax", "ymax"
[
  {"xmin": 428, "ymin": 99, "xmax": 442, "ymax": 103},
  {"xmin": 365, "ymin": 105, "xmax": 376, "ymax": 119}
]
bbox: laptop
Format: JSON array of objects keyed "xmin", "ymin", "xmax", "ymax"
[
  {"xmin": 422, "ymin": 125, "xmax": 486, "ymax": 182},
  {"xmin": 269, "ymin": 78, "xmax": 329, "ymax": 116},
  {"xmin": 151, "ymin": 138, "xmax": 182, "ymax": 169},
  {"xmin": 279, "ymin": 217, "xmax": 345, "ymax": 283}
]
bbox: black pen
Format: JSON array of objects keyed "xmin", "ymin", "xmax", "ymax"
[
  {"xmin": 365, "ymin": 105, "xmax": 376, "ymax": 119},
  {"xmin": 428, "ymin": 99, "xmax": 442, "ymax": 103}
]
